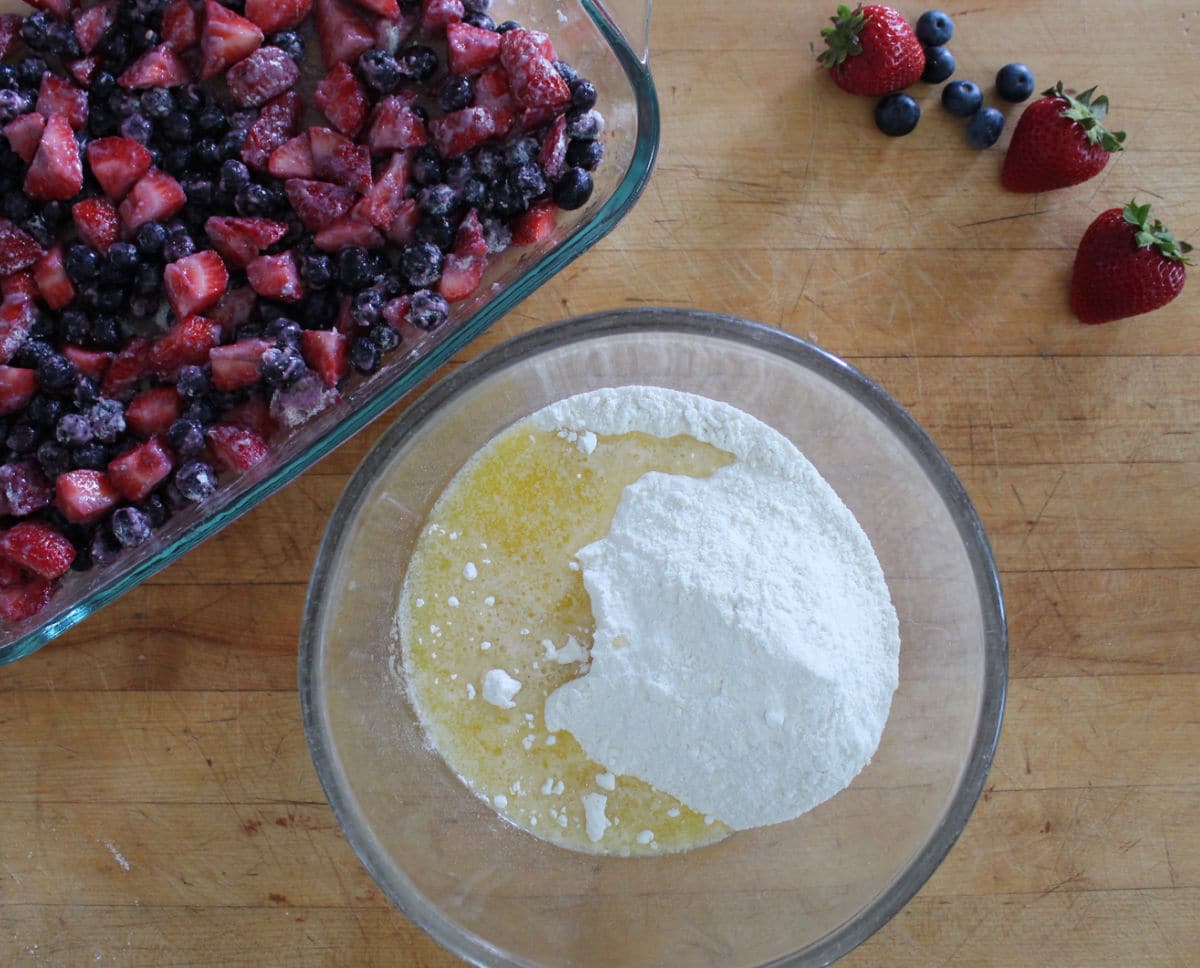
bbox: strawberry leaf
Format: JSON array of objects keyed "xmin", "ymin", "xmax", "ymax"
[
  {"xmin": 1046, "ymin": 81, "xmax": 1126, "ymax": 153},
  {"xmin": 817, "ymin": 4, "xmax": 870, "ymax": 69},
  {"xmin": 1123, "ymin": 199, "xmax": 1193, "ymax": 265}
]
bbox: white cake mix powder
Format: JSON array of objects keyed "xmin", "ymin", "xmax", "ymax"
[{"xmin": 536, "ymin": 386, "xmax": 900, "ymax": 830}]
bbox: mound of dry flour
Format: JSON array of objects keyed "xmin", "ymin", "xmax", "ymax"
[{"xmin": 536, "ymin": 386, "xmax": 900, "ymax": 830}]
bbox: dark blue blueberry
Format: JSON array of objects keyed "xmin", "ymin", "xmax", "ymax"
[
  {"xmin": 916, "ymin": 10, "xmax": 954, "ymax": 46},
  {"xmin": 504, "ymin": 137, "xmax": 539, "ymax": 167},
  {"xmin": 133, "ymin": 262, "xmax": 163, "ymax": 295},
  {"xmin": 36, "ymin": 440, "xmax": 72, "ymax": 479},
  {"xmin": 126, "ymin": 294, "xmax": 157, "ymax": 320},
  {"xmin": 167, "ymin": 418, "xmax": 206, "ymax": 456},
  {"xmin": 56, "ymin": 413, "xmax": 94, "ymax": 447},
  {"xmin": 995, "ymin": 63, "xmax": 1035, "ymax": 103},
  {"xmin": 301, "ymin": 290, "xmax": 338, "ymax": 330},
  {"xmin": 570, "ymin": 79, "xmax": 597, "ymax": 112},
  {"xmin": 72, "ymin": 375, "xmax": 100, "ymax": 409},
  {"xmin": 90, "ymin": 529, "xmax": 122, "ymax": 566},
  {"xmin": 408, "ymin": 290, "xmax": 449, "ymax": 331},
  {"xmin": 196, "ymin": 103, "xmax": 228, "ymax": 135},
  {"xmin": 66, "ymin": 244, "xmax": 102, "ymax": 283},
  {"xmin": 443, "ymin": 155, "xmax": 474, "ymax": 185},
  {"xmin": 26, "ymin": 392, "xmax": 62, "ymax": 428},
  {"xmin": 17, "ymin": 57, "xmax": 48, "ymax": 89},
  {"xmin": 351, "ymin": 287, "xmax": 385, "ymax": 327},
  {"xmin": 138, "ymin": 494, "xmax": 170, "ymax": 528},
  {"xmin": 90, "ymin": 71, "xmax": 117, "ymax": 99},
  {"xmin": 108, "ymin": 242, "xmax": 140, "ymax": 272},
  {"xmin": 41, "ymin": 201, "xmax": 68, "ymax": 231},
  {"xmin": 234, "ymin": 183, "xmax": 274, "ymax": 217},
  {"xmin": 554, "ymin": 60, "xmax": 579, "ymax": 86},
  {"xmin": 337, "ymin": 247, "xmax": 375, "ymax": 290},
  {"xmin": 418, "ymin": 183, "xmax": 458, "ymax": 216},
  {"xmin": 463, "ymin": 10, "xmax": 495, "ymax": 30},
  {"xmin": 874, "ymin": 92, "xmax": 921, "ymax": 137},
  {"xmin": 398, "ymin": 44, "xmax": 438, "ymax": 82},
  {"xmin": 37, "ymin": 354, "xmax": 77, "ymax": 392},
  {"xmin": 60, "ymin": 309, "xmax": 92, "ymax": 345},
  {"xmin": 474, "ymin": 145, "xmax": 504, "ymax": 180},
  {"xmin": 111, "ymin": 506, "xmax": 152, "ymax": 548},
  {"xmin": 141, "ymin": 87, "xmax": 174, "ymax": 119},
  {"xmin": 942, "ymin": 80, "xmax": 983, "ymax": 117},
  {"xmin": 259, "ymin": 345, "xmax": 306, "ymax": 387},
  {"xmin": 135, "ymin": 221, "xmax": 168, "ymax": 257},
  {"xmin": 88, "ymin": 398, "xmax": 126, "ymax": 443},
  {"xmin": 49, "ymin": 20, "xmax": 82, "ymax": 59},
  {"xmin": 301, "ymin": 253, "xmax": 333, "ymax": 290},
  {"xmin": 265, "ymin": 317, "xmax": 302, "ymax": 347},
  {"xmin": 462, "ymin": 0, "xmax": 491, "ymax": 11},
  {"xmin": 0, "ymin": 88, "xmax": 33, "ymax": 124},
  {"xmin": 219, "ymin": 158, "xmax": 251, "ymax": 194},
  {"xmin": 489, "ymin": 181, "xmax": 527, "ymax": 218},
  {"xmin": 72, "ymin": 441, "xmax": 109, "ymax": 471},
  {"xmin": 438, "ymin": 74, "xmax": 473, "ymax": 113},
  {"xmin": 120, "ymin": 113, "xmax": 154, "ymax": 144},
  {"xmin": 22, "ymin": 213, "xmax": 53, "ymax": 249},
  {"xmin": 271, "ymin": 30, "xmax": 305, "ymax": 62},
  {"xmin": 219, "ymin": 132, "xmax": 245, "ymax": 160},
  {"xmin": 90, "ymin": 315, "xmax": 122, "ymax": 352},
  {"xmin": 96, "ymin": 287, "xmax": 125, "ymax": 313},
  {"xmin": 921, "ymin": 45, "xmax": 955, "ymax": 83},
  {"xmin": 176, "ymin": 365, "xmax": 210, "ymax": 400},
  {"xmin": 174, "ymin": 83, "xmax": 205, "ymax": 115},
  {"xmin": 552, "ymin": 167, "xmax": 593, "ymax": 210},
  {"xmin": 108, "ymin": 89, "xmax": 140, "ymax": 119},
  {"xmin": 359, "ymin": 49, "xmax": 403, "ymax": 94},
  {"xmin": 966, "ymin": 107, "xmax": 1006, "ymax": 149},
  {"xmin": 19, "ymin": 11, "xmax": 53, "ymax": 51},
  {"xmin": 461, "ymin": 178, "xmax": 487, "ymax": 208},
  {"xmin": 163, "ymin": 228, "xmax": 196, "ymax": 263},
  {"xmin": 163, "ymin": 144, "xmax": 195, "ymax": 175},
  {"xmin": 368, "ymin": 323, "xmax": 401, "ymax": 354},
  {"xmin": 193, "ymin": 138, "xmax": 223, "ymax": 168},
  {"xmin": 495, "ymin": 20, "xmax": 521, "ymax": 33},
  {"xmin": 411, "ymin": 146, "xmax": 444, "ymax": 187},
  {"xmin": 348, "ymin": 336, "xmax": 379, "ymax": 375},
  {"xmin": 566, "ymin": 109, "xmax": 603, "ymax": 140},
  {"xmin": 480, "ymin": 216, "xmax": 511, "ymax": 254},
  {"xmin": 0, "ymin": 67, "xmax": 16, "ymax": 91},
  {"xmin": 400, "ymin": 242, "xmax": 444, "ymax": 288},
  {"xmin": 1, "ymin": 191, "xmax": 32, "ymax": 222},
  {"xmin": 6, "ymin": 422, "xmax": 39, "ymax": 454},
  {"xmin": 511, "ymin": 162, "xmax": 547, "ymax": 199},
  {"xmin": 566, "ymin": 138, "xmax": 604, "ymax": 171}
]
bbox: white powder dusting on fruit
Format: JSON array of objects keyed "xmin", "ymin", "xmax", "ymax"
[
  {"xmin": 535, "ymin": 386, "xmax": 899, "ymax": 831},
  {"xmin": 482, "ymin": 669, "xmax": 521, "ymax": 708}
]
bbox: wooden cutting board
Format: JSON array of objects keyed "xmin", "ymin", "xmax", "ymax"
[{"xmin": 1, "ymin": 1, "xmax": 1197, "ymax": 965}]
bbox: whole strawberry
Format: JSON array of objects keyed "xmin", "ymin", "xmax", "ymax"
[
  {"xmin": 818, "ymin": 4, "xmax": 925, "ymax": 97},
  {"xmin": 1071, "ymin": 201, "xmax": 1191, "ymax": 325},
  {"xmin": 1002, "ymin": 82, "xmax": 1126, "ymax": 193}
]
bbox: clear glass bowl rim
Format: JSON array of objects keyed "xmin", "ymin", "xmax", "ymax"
[{"xmin": 299, "ymin": 307, "xmax": 1009, "ymax": 968}]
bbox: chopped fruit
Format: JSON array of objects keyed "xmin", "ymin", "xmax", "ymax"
[
  {"xmin": 147, "ymin": 315, "xmax": 223, "ymax": 379},
  {"xmin": 429, "ymin": 106, "xmax": 496, "ymax": 157},
  {"xmin": 268, "ymin": 134, "xmax": 316, "ymax": 178},
  {"xmin": 385, "ymin": 198, "xmax": 420, "ymax": 244},
  {"xmin": 421, "ymin": 0, "xmax": 463, "ymax": 34},
  {"xmin": 285, "ymin": 178, "xmax": 356, "ymax": 232},
  {"xmin": 108, "ymin": 437, "xmax": 174, "ymax": 502},
  {"xmin": 162, "ymin": 0, "xmax": 201, "ymax": 51},
  {"xmin": 1002, "ymin": 82, "xmax": 1126, "ymax": 194},
  {"xmin": 61, "ymin": 345, "xmax": 114, "ymax": 381},
  {"xmin": 1071, "ymin": 200, "xmax": 1191, "ymax": 325},
  {"xmin": 0, "ymin": 521, "xmax": 76, "ymax": 580},
  {"xmin": 3, "ymin": 113, "xmax": 46, "ymax": 166},
  {"xmin": 245, "ymin": 0, "xmax": 313, "ymax": 34},
  {"xmin": 86, "ymin": 137, "xmax": 153, "ymax": 200},
  {"xmin": 0, "ymin": 366, "xmax": 38, "ymax": 415},
  {"xmin": 438, "ymin": 252, "xmax": 485, "ymax": 301},
  {"xmin": 118, "ymin": 43, "xmax": 192, "ymax": 89},
  {"xmin": 539, "ymin": 114, "xmax": 568, "ymax": 180},
  {"xmin": 0, "ymin": 560, "xmax": 20, "ymax": 587},
  {"xmin": 0, "ymin": 15, "xmax": 20, "ymax": 60},
  {"xmin": 472, "ymin": 66, "xmax": 517, "ymax": 137},
  {"xmin": 500, "ymin": 29, "xmax": 571, "ymax": 112},
  {"xmin": 314, "ymin": 215, "xmax": 384, "ymax": 251},
  {"xmin": 453, "ymin": 209, "xmax": 487, "ymax": 258},
  {"xmin": 205, "ymin": 422, "xmax": 269, "ymax": 471},
  {"xmin": 227, "ymin": 46, "xmax": 301, "ymax": 107},
  {"xmin": 163, "ymin": 250, "xmax": 230, "ymax": 318},
  {"xmin": 315, "ymin": 62, "xmax": 369, "ymax": 137},
  {"xmin": 310, "ymin": 127, "xmax": 372, "ymax": 192},
  {"xmin": 208, "ymin": 286, "xmax": 258, "ymax": 337},
  {"xmin": 72, "ymin": 198, "xmax": 121, "ymax": 254},
  {"xmin": 354, "ymin": 152, "xmax": 410, "ymax": 229},
  {"xmin": 101, "ymin": 338, "xmax": 150, "ymax": 400},
  {"xmin": 0, "ymin": 220, "xmax": 46, "ymax": 277},
  {"xmin": 23, "ymin": 0, "xmax": 71, "ymax": 18},
  {"xmin": 241, "ymin": 90, "xmax": 303, "ymax": 170},
  {"xmin": 36, "ymin": 75, "xmax": 88, "ymax": 130},
  {"xmin": 204, "ymin": 216, "xmax": 288, "ymax": 269},
  {"xmin": 817, "ymin": 4, "xmax": 925, "ymax": 97},
  {"xmin": 354, "ymin": 0, "xmax": 400, "ymax": 17},
  {"xmin": 24, "ymin": 114, "xmax": 84, "ymax": 202},
  {"xmin": 511, "ymin": 199, "xmax": 557, "ymax": 245},
  {"xmin": 0, "ymin": 578, "xmax": 55, "ymax": 622},
  {"xmin": 247, "ymin": 251, "xmax": 304, "ymax": 301},
  {"xmin": 55, "ymin": 469, "xmax": 120, "ymax": 525},
  {"xmin": 210, "ymin": 337, "xmax": 273, "ymax": 390},
  {"xmin": 68, "ymin": 57, "xmax": 100, "ymax": 88},
  {"xmin": 0, "ymin": 294, "xmax": 35, "ymax": 363},
  {"xmin": 0, "ymin": 460, "xmax": 51, "ymax": 517},
  {"xmin": 33, "ymin": 244, "xmax": 75, "ymax": 310},
  {"xmin": 271, "ymin": 371, "xmax": 340, "ymax": 428},
  {"xmin": 200, "ymin": 0, "xmax": 266, "ymax": 80},
  {"xmin": 222, "ymin": 396, "xmax": 273, "ymax": 438},
  {"xmin": 118, "ymin": 169, "xmax": 187, "ymax": 230},
  {"xmin": 446, "ymin": 21, "xmax": 501, "ymax": 75},
  {"xmin": 300, "ymin": 329, "xmax": 349, "ymax": 386},
  {"xmin": 1, "ymin": 271, "xmax": 36, "ymax": 300},
  {"xmin": 367, "ymin": 94, "xmax": 428, "ymax": 152},
  {"xmin": 126, "ymin": 387, "xmax": 184, "ymax": 438},
  {"xmin": 315, "ymin": 0, "xmax": 375, "ymax": 66}
]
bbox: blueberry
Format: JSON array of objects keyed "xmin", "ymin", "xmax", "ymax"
[
  {"xmin": 219, "ymin": 159, "xmax": 251, "ymax": 194},
  {"xmin": 26, "ymin": 392, "xmax": 63, "ymax": 427},
  {"xmin": 111, "ymin": 506, "xmax": 153, "ymax": 547},
  {"xmin": 90, "ymin": 529, "xmax": 122, "ymax": 566},
  {"xmin": 135, "ymin": 221, "xmax": 168, "ymax": 257},
  {"xmin": 37, "ymin": 353, "xmax": 77, "ymax": 392},
  {"xmin": 168, "ymin": 418, "xmax": 206, "ymax": 456},
  {"xmin": 176, "ymin": 366, "xmax": 210, "ymax": 400},
  {"xmin": 411, "ymin": 146, "xmax": 444, "ymax": 186},
  {"xmin": 418, "ymin": 183, "xmax": 458, "ymax": 216},
  {"xmin": 6, "ymin": 422, "xmax": 39, "ymax": 454},
  {"xmin": 966, "ymin": 106, "xmax": 1006, "ymax": 149},
  {"xmin": 88, "ymin": 398, "xmax": 126, "ymax": 443},
  {"xmin": 398, "ymin": 45, "xmax": 438, "ymax": 82},
  {"xmin": 495, "ymin": 20, "xmax": 521, "ymax": 33},
  {"xmin": 552, "ymin": 167, "xmax": 593, "ymax": 210},
  {"xmin": 463, "ymin": 11, "xmax": 495, "ymax": 30},
  {"xmin": 36, "ymin": 440, "xmax": 72, "ymax": 479},
  {"xmin": 141, "ymin": 87, "xmax": 173, "ymax": 119},
  {"xmin": 511, "ymin": 162, "xmax": 547, "ymax": 199},
  {"xmin": 413, "ymin": 213, "xmax": 454, "ymax": 251},
  {"xmin": 348, "ymin": 336, "xmax": 379, "ymax": 374},
  {"xmin": 874, "ymin": 92, "xmax": 921, "ymax": 137},
  {"xmin": 995, "ymin": 63, "xmax": 1035, "ymax": 103},
  {"xmin": 571, "ymin": 79, "xmax": 597, "ymax": 112},
  {"xmin": 0, "ymin": 88, "xmax": 33, "ymax": 124},
  {"xmin": 56, "ymin": 413, "xmax": 94, "ymax": 447},
  {"xmin": 133, "ymin": 262, "xmax": 163, "ymax": 294},
  {"xmin": 921, "ymin": 45, "xmax": 955, "ymax": 84},
  {"xmin": 120, "ymin": 113, "xmax": 154, "ymax": 144},
  {"xmin": 193, "ymin": 138, "xmax": 223, "ymax": 168},
  {"xmin": 368, "ymin": 323, "xmax": 401, "ymax": 354},
  {"xmin": 196, "ymin": 103, "xmax": 228, "ymax": 135},
  {"xmin": 72, "ymin": 441, "xmax": 109, "ymax": 470},
  {"xmin": 915, "ymin": 10, "xmax": 954, "ymax": 47},
  {"xmin": 400, "ymin": 242, "xmax": 444, "ymax": 288},
  {"xmin": 163, "ymin": 230, "xmax": 196, "ymax": 263},
  {"xmin": 260, "ymin": 345, "xmax": 306, "ymax": 386},
  {"xmin": 2, "ymin": 193, "xmax": 31, "ymax": 222},
  {"xmin": 351, "ymin": 287, "xmax": 385, "ymax": 327},
  {"xmin": 301, "ymin": 253, "xmax": 333, "ymax": 289},
  {"xmin": 942, "ymin": 80, "xmax": 983, "ymax": 117},
  {"xmin": 17, "ymin": 57, "xmax": 48, "ymax": 89},
  {"xmin": 480, "ymin": 216, "xmax": 512, "ymax": 254},
  {"xmin": 438, "ymin": 75, "xmax": 473, "ymax": 113},
  {"xmin": 461, "ymin": 178, "xmax": 487, "ymax": 208},
  {"xmin": 462, "ymin": 0, "xmax": 491, "ymax": 11},
  {"xmin": 108, "ymin": 242, "xmax": 140, "ymax": 272},
  {"xmin": 337, "ymin": 247, "xmax": 375, "ymax": 290},
  {"xmin": 565, "ymin": 109, "xmax": 603, "ymax": 140},
  {"xmin": 408, "ymin": 290, "xmax": 449, "ymax": 331},
  {"xmin": 66, "ymin": 244, "xmax": 102, "ymax": 283},
  {"xmin": 566, "ymin": 138, "xmax": 604, "ymax": 171},
  {"xmin": 72, "ymin": 375, "xmax": 100, "ymax": 409},
  {"xmin": 359, "ymin": 50, "xmax": 403, "ymax": 94},
  {"xmin": 96, "ymin": 287, "xmax": 125, "ymax": 313},
  {"xmin": 20, "ymin": 11, "xmax": 53, "ymax": 51},
  {"xmin": 504, "ymin": 137, "xmax": 539, "ymax": 167},
  {"xmin": 60, "ymin": 309, "xmax": 91, "ymax": 345},
  {"xmin": 235, "ymin": 183, "xmax": 274, "ymax": 217},
  {"xmin": 162, "ymin": 111, "xmax": 194, "ymax": 143},
  {"xmin": 139, "ymin": 494, "xmax": 170, "ymax": 528},
  {"xmin": 488, "ymin": 181, "xmax": 527, "ymax": 218},
  {"xmin": 90, "ymin": 315, "xmax": 122, "ymax": 352},
  {"xmin": 271, "ymin": 30, "xmax": 306, "ymax": 61},
  {"xmin": 22, "ymin": 213, "xmax": 53, "ymax": 248},
  {"xmin": 265, "ymin": 317, "xmax": 302, "ymax": 346}
]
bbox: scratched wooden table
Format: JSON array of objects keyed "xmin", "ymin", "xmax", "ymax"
[{"xmin": 2, "ymin": 2, "xmax": 1198, "ymax": 965}]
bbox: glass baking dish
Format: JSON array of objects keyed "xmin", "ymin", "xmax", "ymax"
[{"xmin": 0, "ymin": 0, "xmax": 659, "ymax": 667}]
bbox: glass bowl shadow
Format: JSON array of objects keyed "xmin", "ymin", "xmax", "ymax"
[{"xmin": 299, "ymin": 308, "xmax": 1007, "ymax": 967}]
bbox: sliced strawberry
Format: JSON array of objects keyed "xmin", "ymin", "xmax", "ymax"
[
  {"xmin": 437, "ymin": 252, "xmax": 485, "ymax": 302},
  {"xmin": 33, "ymin": 243, "xmax": 74, "ymax": 310},
  {"xmin": 375, "ymin": 9, "xmax": 418, "ymax": 53},
  {"xmin": 353, "ymin": 152, "xmax": 409, "ymax": 229},
  {"xmin": 366, "ymin": 95, "xmax": 428, "ymax": 153},
  {"xmin": 163, "ymin": 250, "xmax": 229, "ymax": 319},
  {"xmin": 452, "ymin": 208, "xmax": 487, "ymax": 258},
  {"xmin": 309, "ymin": 127, "xmax": 371, "ymax": 192},
  {"xmin": 420, "ymin": 0, "xmax": 463, "ymax": 35},
  {"xmin": 314, "ymin": 0, "xmax": 374, "ymax": 67},
  {"xmin": 428, "ymin": 106, "xmax": 496, "ymax": 158},
  {"xmin": 314, "ymin": 62, "xmax": 368, "ymax": 138},
  {"xmin": 0, "ymin": 365, "xmax": 38, "ymax": 415},
  {"xmin": 0, "ymin": 459, "xmax": 52, "ymax": 518},
  {"xmin": 68, "ymin": 56, "xmax": 100, "ymax": 88},
  {"xmin": 314, "ymin": 215, "xmax": 383, "ymax": 252},
  {"xmin": 73, "ymin": 0, "xmax": 117, "ymax": 55},
  {"xmin": 241, "ymin": 90, "xmax": 303, "ymax": 170},
  {"xmin": 209, "ymin": 337, "xmax": 272, "ymax": 391},
  {"xmin": 268, "ymin": 134, "xmax": 315, "ymax": 179},
  {"xmin": 36, "ymin": 75, "xmax": 88, "ymax": 130},
  {"xmin": 0, "ymin": 558, "xmax": 21, "ymax": 586},
  {"xmin": 208, "ymin": 286, "xmax": 257, "ymax": 337},
  {"xmin": 0, "ymin": 520, "xmax": 75, "ymax": 580},
  {"xmin": 101, "ymin": 337, "xmax": 150, "ymax": 400},
  {"xmin": 204, "ymin": 216, "xmax": 288, "ymax": 269},
  {"xmin": 205, "ymin": 422, "xmax": 269, "ymax": 472},
  {"xmin": 61, "ymin": 345, "xmax": 113, "ymax": 381},
  {"xmin": 226, "ymin": 45, "xmax": 300, "ymax": 107},
  {"xmin": 246, "ymin": 251, "xmax": 303, "ymax": 302},
  {"xmin": 539, "ymin": 113, "xmax": 568, "ymax": 180},
  {"xmin": 118, "ymin": 169, "xmax": 187, "ymax": 231},
  {"xmin": 334, "ymin": 293, "xmax": 355, "ymax": 334},
  {"xmin": 24, "ymin": 0, "xmax": 71, "ymax": 20},
  {"xmin": 200, "ymin": 0, "xmax": 265, "ymax": 79},
  {"xmin": 0, "ymin": 577, "xmax": 55, "ymax": 622},
  {"xmin": 446, "ymin": 21, "xmax": 500, "ymax": 75},
  {"xmin": 511, "ymin": 199, "xmax": 557, "ymax": 245},
  {"xmin": 245, "ymin": 0, "xmax": 313, "ymax": 34},
  {"xmin": 221, "ymin": 395, "xmax": 273, "ymax": 438},
  {"xmin": 0, "ymin": 294, "xmax": 35, "ymax": 363},
  {"xmin": 107, "ymin": 437, "xmax": 175, "ymax": 502},
  {"xmin": 499, "ymin": 29, "xmax": 571, "ymax": 112},
  {"xmin": 0, "ymin": 220, "xmax": 45, "ymax": 278},
  {"xmin": 472, "ymin": 66, "xmax": 517, "ymax": 138},
  {"xmin": 24, "ymin": 114, "xmax": 84, "ymax": 202},
  {"xmin": 55, "ymin": 469, "xmax": 120, "ymax": 525},
  {"xmin": 1, "ymin": 270, "xmax": 37, "ymax": 301},
  {"xmin": 86, "ymin": 137, "xmax": 153, "ymax": 201},
  {"xmin": 384, "ymin": 198, "xmax": 419, "ymax": 244},
  {"xmin": 0, "ymin": 15, "xmax": 23, "ymax": 61},
  {"xmin": 299, "ymin": 329, "xmax": 348, "ymax": 387},
  {"xmin": 126, "ymin": 386, "xmax": 184, "ymax": 438},
  {"xmin": 147, "ymin": 315, "xmax": 223, "ymax": 380},
  {"xmin": 118, "ymin": 43, "xmax": 192, "ymax": 89},
  {"xmin": 3, "ymin": 113, "xmax": 46, "ymax": 165},
  {"xmin": 162, "ymin": 0, "xmax": 201, "ymax": 51},
  {"xmin": 353, "ymin": 0, "xmax": 399, "ymax": 16},
  {"xmin": 381, "ymin": 294, "xmax": 410, "ymax": 330},
  {"xmin": 284, "ymin": 178, "xmax": 356, "ymax": 232},
  {"xmin": 72, "ymin": 197, "xmax": 120, "ymax": 254}
]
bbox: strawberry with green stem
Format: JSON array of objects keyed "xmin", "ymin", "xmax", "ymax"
[{"xmin": 818, "ymin": 4, "xmax": 925, "ymax": 97}]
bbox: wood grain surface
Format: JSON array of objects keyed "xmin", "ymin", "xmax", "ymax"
[{"xmin": 3, "ymin": 1, "xmax": 1199, "ymax": 965}]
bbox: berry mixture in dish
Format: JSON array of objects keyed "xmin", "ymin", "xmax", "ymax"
[{"xmin": 0, "ymin": 0, "xmax": 605, "ymax": 623}]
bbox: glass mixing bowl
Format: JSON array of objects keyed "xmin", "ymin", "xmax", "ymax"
[
  {"xmin": 0, "ymin": 0, "xmax": 659, "ymax": 667},
  {"xmin": 299, "ymin": 308, "xmax": 1008, "ymax": 967}
]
